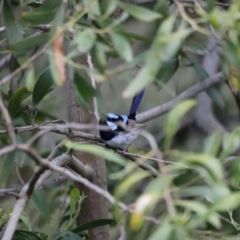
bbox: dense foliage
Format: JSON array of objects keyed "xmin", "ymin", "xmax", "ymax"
[{"xmin": 1, "ymin": 0, "xmax": 240, "ymax": 239}]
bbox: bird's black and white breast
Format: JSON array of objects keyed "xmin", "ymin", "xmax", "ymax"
[{"xmin": 99, "ymin": 113, "xmax": 139, "ymax": 149}]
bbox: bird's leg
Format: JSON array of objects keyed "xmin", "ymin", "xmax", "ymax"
[{"xmin": 122, "ymin": 146, "xmax": 130, "ymax": 156}]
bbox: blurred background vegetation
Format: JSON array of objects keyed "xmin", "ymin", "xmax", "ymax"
[{"xmin": 1, "ymin": 0, "xmax": 240, "ymax": 240}]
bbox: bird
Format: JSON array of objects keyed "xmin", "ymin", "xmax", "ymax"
[{"xmin": 99, "ymin": 89, "xmax": 145, "ymax": 150}]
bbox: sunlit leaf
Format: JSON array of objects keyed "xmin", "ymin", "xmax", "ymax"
[
  {"xmin": 115, "ymin": 171, "xmax": 149, "ymax": 199},
  {"xmin": 211, "ymin": 193, "xmax": 240, "ymax": 212},
  {"xmin": 70, "ymin": 188, "xmax": 80, "ymax": 220},
  {"xmin": 65, "ymin": 142, "xmax": 127, "ymax": 166},
  {"xmin": 72, "ymin": 29, "xmax": 96, "ymax": 54},
  {"xmin": 165, "ymin": 100, "xmax": 197, "ymax": 148},
  {"xmin": 120, "ymin": 2, "xmax": 161, "ymax": 22},
  {"xmin": 203, "ymin": 130, "xmax": 221, "ymax": 156},
  {"xmin": 19, "ymin": 212, "xmax": 32, "ymax": 231},
  {"xmin": 8, "ymin": 87, "xmax": 32, "ymax": 118},
  {"xmin": 110, "ymin": 33, "xmax": 133, "ymax": 62},
  {"xmin": 99, "ymin": 0, "xmax": 117, "ymax": 17},
  {"xmin": 148, "ymin": 220, "xmax": 172, "ymax": 240},
  {"xmin": 123, "ymin": 15, "xmax": 191, "ymax": 98},
  {"xmin": 180, "ymin": 153, "xmax": 223, "ymax": 181}
]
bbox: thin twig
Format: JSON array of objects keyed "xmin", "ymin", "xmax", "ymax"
[{"xmin": 87, "ymin": 53, "xmax": 100, "ymax": 121}]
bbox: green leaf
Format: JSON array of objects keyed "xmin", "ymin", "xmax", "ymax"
[
  {"xmin": 56, "ymin": 231, "xmax": 84, "ymax": 240},
  {"xmin": 3, "ymin": 0, "xmax": 22, "ymax": 44},
  {"xmin": 30, "ymin": 188, "xmax": 50, "ymax": 221},
  {"xmin": 13, "ymin": 230, "xmax": 43, "ymax": 240},
  {"xmin": 21, "ymin": 0, "xmax": 60, "ymax": 25},
  {"xmin": 32, "ymin": 68, "xmax": 54, "ymax": 106},
  {"xmin": 91, "ymin": 42, "xmax": 108, "ymax": 70},
  {"xmin": 19, "ymin": 212, "xmax": 32, "ymax": 231},
  {"xmin": 211, "ymin": 193, "xmax": 240, "ymax": 212},
  {"xmin": 203, "ymin": 130, "xmax": 221, "ymax": 156},
  {"xmin": 123, "ymin": 15, "xmax": 191, "ymax": 97},
  {"xmin": 72, "ymin": 219, "xmax": 116, "ymax": 234},
  {"xmin": 110, "ymin": 33, "xmax": 133, "ymax": 62},
  {"xmin": 0, "ymin": 152, "xmax": 16, "ymax": 187},
  {"xmin": 180, "ymin": 153, "xmax": 223, "ymax": 182},
  {"xmin": 8, "ymin": 87, "xmax": 32, "ymax": 118},
  {"xmin": 120, "ymin": 2, "xmax": 161, "ymax": 22},
  {"xmin": 148, "ymin": 221, "xmax": 172, "ymax": 240},
  {"xmin": 165, "ymin": 100, "xmax": 197, "ymax": 148},
  {"xmin": 74, "ymin": 71, "xmax": 99, "ymax": 110},
  {"xmin": 65, "ymin": 142, "xmax": 127, "ymax": 166},
  {"xmin": 10, "ymin": 33, "xmax": 49, "ymax": 52},
  {"xmin": 70, "ymin": 188, "xmax": 80, "ymax": 219},
  {"xmin": 115, "ymin": 171, "xmax": 150, "ymax": 199},
  {"xmin": 72, "ymin": 29, "xmax": 96, "ymax": 54},
  {"xmin": 25, "ymin": 68, "xmax": 35, "ymax": 91},
  {"xmin": 222, "ymin": 132, "xmax": 240, "ymax": 156},
  {"xmin": 189, "ymin": 57, "xmax": 225, "ymax": 108},
  {"xmin": 154, "ymin": 58, "xmax": 179, "ymax": 89},
  {"xmin": 99, "ymin": 0, "xmax": 117, "ymax": 17}
]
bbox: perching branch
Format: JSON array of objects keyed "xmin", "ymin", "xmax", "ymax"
[{"xmin": 137, "ymin": 71, "xmax": 225, "ymax": 123}]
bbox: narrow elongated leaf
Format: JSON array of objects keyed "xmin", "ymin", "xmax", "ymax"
[
  {"xmin": 74, "ymin": 71, "xmax": 99, "ymax": 110},
  {"xmin": 0, "ymin": 152, "xmax": 16, "ymax": 186},
  {"xmin": 8, "ymin": 87, "xmax": 32, "ymax": 118},
  {"xmin": 115, "ymin": 171, "xmax": 150, "ymax": 198},
  {"xmin": 21, "ymin": 0, "xmax": 60, "ymax": 24},
  {"xmin": 19, "ymin": 212, "xmax": 32, "ymax": 231},
  {"xmin": 180, "ymin": 153, "xmax": 223, "ymax": 181},
  {"xmin": 203, "ymin": 130, "xmax": 221, "ymax": 156},
  {"xmin": 99, "ymin": 0, "xmax": 117, "ymax": 17},
  {"xmin": 154, "ymin": 58, "xmax": 179, "ymax": 88},
  {"xmin": 32, "ymin": 68, "xmax": 54, "ymax": 106},
  {"xmin": 13, "ymin": 230, "xmax": 43, "ymax": 240},
  {"xmin": 30, "ymin": 188, "xmax": 50, "ymax": 221},
  {"xmin": 56, "ymin": 231, "xmax": 83, "ymax": 240},
  {"xmin": 123, "ymin": 15, "xmax": 191, "ymax": 97},
  {"xmin": 72, "ymin": 219, "xmax": 116, "ymax": 234},
  {"xmin": 3, "ymin": 0, "xmax": 22, "ymax": 44},
  {"xmin": 120, "ymin": 2, "xmax": 161, "ymax": 22},
  {"xmin": 148, "ymin": 221, "xmax": 172, "ymax": 240},
  {"xmin": 211, "ymin": 193, "xmax": 240, "ymax": 212},
  {"xmin": 190, "ymin": 57, "xmax": 225, "ymax": 108},
  {"xmin": 165, "ymin": 100, "xmax": 197, "ymax": 148},
  {"xmin": 72, "ymin": 29, "xmax": 96, "ymax": 54},
  {"xmin": 10, "ymin": 33, "xmax": 49, "ymax": 52},
  {"xmin": 70, "ymin": 188, "xmax": 80, "ymax": 219},
  {"xmin": 65, "ymin": 142, "xmax": 127, "ymax": 166},
  {"xmin": 111, "ymin": 33, "xmax": 133, "ymax": 62}
]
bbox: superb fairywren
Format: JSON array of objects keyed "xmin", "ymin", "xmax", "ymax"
[{"xmin": 99, "ymin": 89, "xmax": 145, "ymax": 149}]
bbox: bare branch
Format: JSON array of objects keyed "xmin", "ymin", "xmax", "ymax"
[
  {"xmin": 0, "ymin": 54, "xmax": 11, "ymax": 71},
  {"xmin": 137, "ymin": 72, "xmax": 225, "ymax": 123},
  {"xmin": 0, "ymin": 92, "xmax": 16, "ymax": 145}
]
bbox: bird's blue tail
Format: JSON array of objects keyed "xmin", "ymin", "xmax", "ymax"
[{"xmin": 128, "ymin": 89, "xmax": 145, "ymax": 120}]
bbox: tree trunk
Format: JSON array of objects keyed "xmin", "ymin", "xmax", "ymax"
[{"xmin": 67, "ymin": 55, "xmax": 109, "ymax": 240}]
